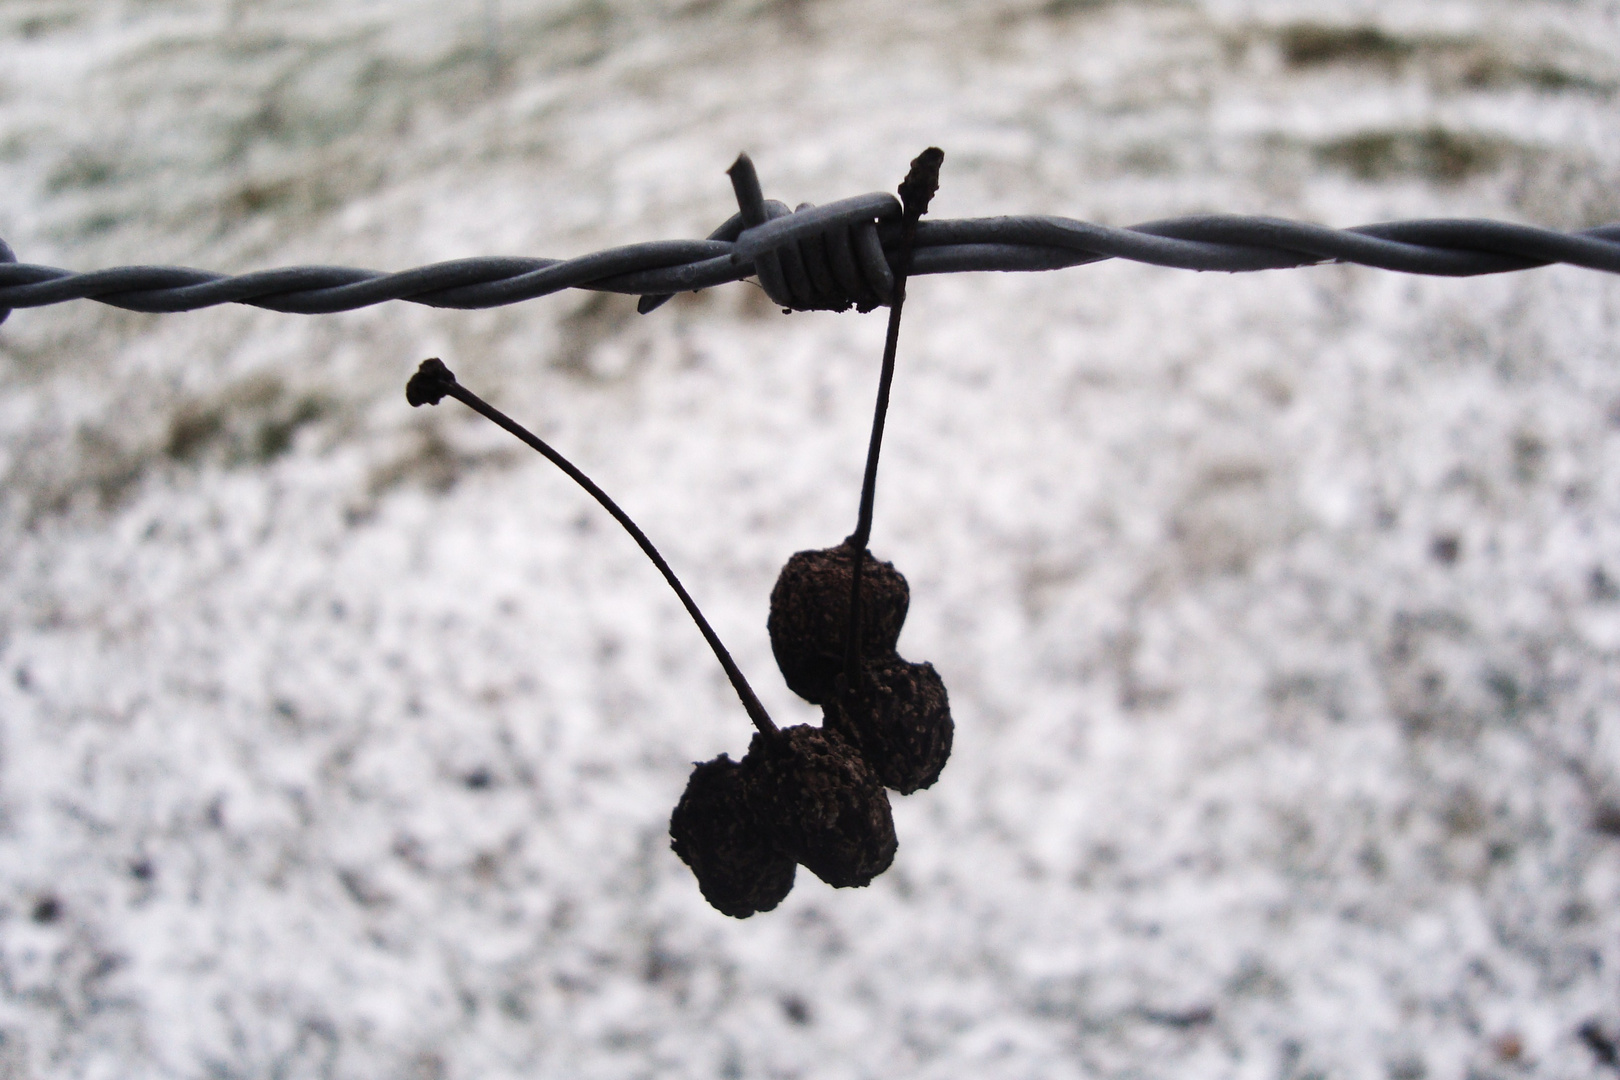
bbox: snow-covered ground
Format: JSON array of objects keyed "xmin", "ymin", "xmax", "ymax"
[{"xmin": 3, "ymin": 1, "xmax": 1620, "ymax": 1076}]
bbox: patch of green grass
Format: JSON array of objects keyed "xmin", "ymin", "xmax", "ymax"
[
  {"xmin": 163, "ymin": 376, "xmax": 332, "ymax": 466},
  {"xmin": 1277, "ymin": 23, "xmax": 1414, "ymax": 68},
  {"xmin": 1458, "ymin": 54, "xmax": 1612, "ymax": 94},
  {"xmin": 364, "ymin": 426, "xmax": 512, "ymax": 498},
  {"xmin": 1041, "ymin": 0, "xmax": 1112, "ymax": 16},
  {"xmin": 16, "ymin": 10, "xmax": 79, "ymax": 40},
  {"xmin": 1270, "ymin": 22, "xmax": 1613, "ymax": 95},
  {"xmin": 1315, "ymin": 126, "xmax": 1508, "ymax": 184},
  {"xmin": 45, "ymin": 151, "xmax": 116, "ymax": 194}
]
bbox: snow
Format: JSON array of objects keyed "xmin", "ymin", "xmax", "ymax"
[{"xmin": 2, "ymin": 0, "xmax": 1620, "ymax": 1077}]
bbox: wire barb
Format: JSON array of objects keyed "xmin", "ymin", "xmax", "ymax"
[{"xmin": 4, "ymin": 157, "xmax": 1620, "ymax": 321}]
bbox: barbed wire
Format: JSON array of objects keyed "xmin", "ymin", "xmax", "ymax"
[{"xmin": 3, "ymin": 154, "xmax": 1619, "ymax": 326}]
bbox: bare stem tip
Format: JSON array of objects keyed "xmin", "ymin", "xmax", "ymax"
[{"xmin": 406, "ymin": 357, "xmax": 456, "ymax": 407}]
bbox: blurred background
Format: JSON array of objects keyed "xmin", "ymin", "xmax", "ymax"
[{"xmin": 2, "ymin": 1, "xmax": 1620, "ymax": 1076}]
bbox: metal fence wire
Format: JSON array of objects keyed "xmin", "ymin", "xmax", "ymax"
[{"xmin": 3, "ymin": 154, "xmax": 1620, "ymax": 326}]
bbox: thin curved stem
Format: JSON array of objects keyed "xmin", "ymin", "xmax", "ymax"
[
  {"xmin": 406, "ymin": 358, "xmax": 777, "ymax": 738},
  {"xmin": 844, "ymin": 149, "xmax": 943, "ymax": 686}
]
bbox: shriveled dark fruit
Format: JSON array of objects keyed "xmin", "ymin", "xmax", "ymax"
[
  {"xmin": 741, "ymin": 724, "xmax": 897, "ymax": 888},
  {"xmin": 768, "ymin": 543, "xmax": 910, "ymax": 705},
  {"xmin": 824, "ymin": 657, "xmax": 953, "ymax": 795},
  {"xmin": 670, "ymin": 755, "xmax": 796, "ymax": 918}
]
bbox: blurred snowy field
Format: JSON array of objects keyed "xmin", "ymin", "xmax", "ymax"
[{"xmin": 3, "ymin": 0, "xmax": 1620, "ymax": 1076}]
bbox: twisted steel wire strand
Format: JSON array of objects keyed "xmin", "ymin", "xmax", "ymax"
[{"xmin": 3, "ymin": 154, "xmax": 1620, "ymax": 325}]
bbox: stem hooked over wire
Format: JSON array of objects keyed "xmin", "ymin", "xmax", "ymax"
[
  {"xmin": 406, "ymin": 357, "xmax": 778, "ymax": 738},
  {"xmin": 843, "ymin": 148, "xmax": 944, "ymax": 688}
]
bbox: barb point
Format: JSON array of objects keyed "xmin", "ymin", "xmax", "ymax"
[{"xmin": 899, "ymin": 148, "xmax": 944, "ymax": 221}]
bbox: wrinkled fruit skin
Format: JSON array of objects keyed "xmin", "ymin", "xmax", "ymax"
[
  {"xmin": 742, "ymin": 725, "xmax": 897, "ymax": 888},
  {"xmin": 825, "ymin": 657, "xmax": 954, "ymax": 795},
  {"xmin": 768, "ymin": 544, "xmax": 910, "ymax": 705},
  {"xmin": 670, "ymin": 755, "xmax": 796, "ymax": 918}
]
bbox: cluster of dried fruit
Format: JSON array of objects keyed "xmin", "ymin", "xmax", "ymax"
[
  {"xmin": 407, "ymin": 358, "xmax": 952, "ymax": 919},
  {"xmin": 669, "ymin": 542, "xmax": 952, "ymax": 918},
  {"xmin": 409, "ymin": 147, "xmax": 948, "ymax": 920},
  {"xmin": 666, "ymin": 148, "xmax": 950, "ymax": 917}
]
